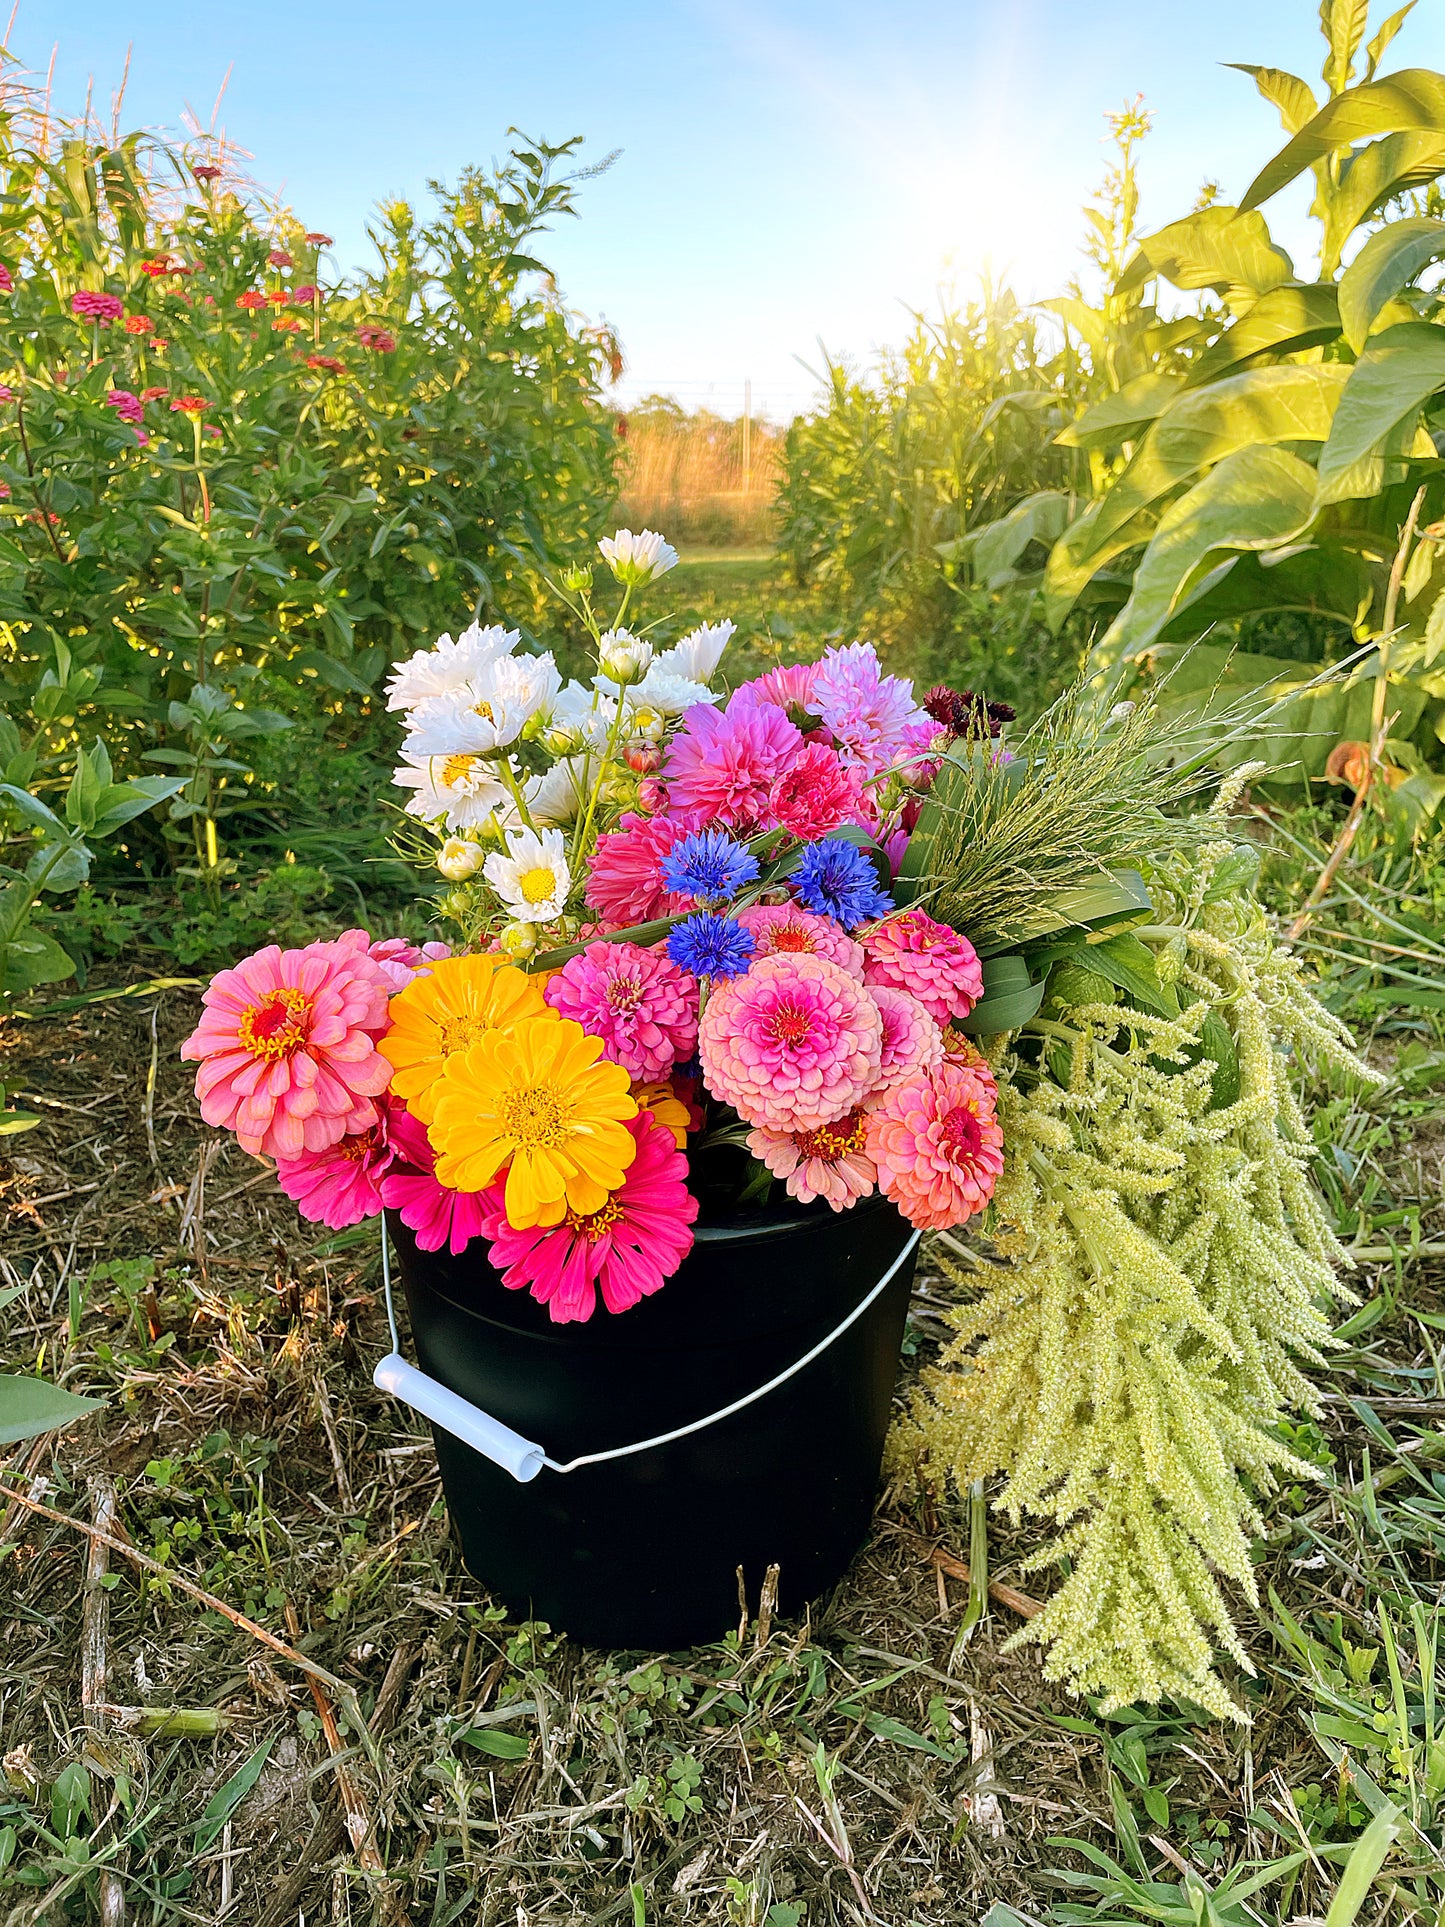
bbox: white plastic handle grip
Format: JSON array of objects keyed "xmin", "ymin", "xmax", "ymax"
[{"xmin": 372, "ymin": 1351, "xmax": 545, "ymax": 1482}]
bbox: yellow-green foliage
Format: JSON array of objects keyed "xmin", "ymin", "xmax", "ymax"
[{"xmin": 897, "ymin": 840, "xmax": 1381, "ymax": 1720}]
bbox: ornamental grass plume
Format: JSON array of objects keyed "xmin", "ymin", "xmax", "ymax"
[
  {"xmin": 894, "ymin": 838, "xmax": 1384, "ymax": 1721},
  {"xmin": 429, "ymin": 1013, "xmax": 638, "ymax": 1227},
  {"xmin": 379, "ymin": 953, "xmax": 550, "ymax": 1122},
  {"xmin": 479, "ymin": 1112, "xmax": 697, "ymax": 1322}
]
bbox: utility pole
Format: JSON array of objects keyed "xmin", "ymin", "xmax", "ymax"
[{"xmin": 742, "ymin": 378, "xmax": 752, "ymax": 495}]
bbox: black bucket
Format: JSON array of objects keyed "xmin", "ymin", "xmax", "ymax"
[{"xmin": 388, "ymin": 1193, "xmax": 918, "ymax": 1649}]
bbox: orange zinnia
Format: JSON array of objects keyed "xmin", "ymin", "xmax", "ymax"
[{"xmin": 378, "ymin": 953, "xmax": 550, "ymax": 1123}]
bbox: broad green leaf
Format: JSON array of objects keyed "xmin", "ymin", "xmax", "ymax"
[
  {"xmin": 1326, "ymin": 131, "xmax": 1445, "ymax": 273},
  {"xmin": 1039, "ymin": 294, "xmax": 1110, "ymax": 363},
  {"xmin": 458, "ymin": 1728, "xmax": 530, "ymax": 1759},
  {"xmin": 1364, "ymin": 3, "xmax": 1416, "ymax": 82},
  {"xmin": 89, "ymin": 776, "xmax": 188, "ymax": 836},
  {"xmin": 193, "ymin": 1740, "xmax": 275, "ymax": 1852},
  {"xmin": 1186, "ymin": 283, "xmax": 1341, "ymax": 386},
  {"xmin": 1117, "ymin": 206, "xmax": 1295, "ymax": 302},
  {"xmin": 1241, "ymin": 69, "xmax": 1445, "ymax": 209},
  {"xmin": 1084, "ymin": 363, "xmax": 1349, "ymax": 562},
  {"xmin": 1042, "ymin": 499, "xmax": 1159, "ymax": 633},
  {"xmin": 1095, "ymin": 446, "xmax": 1321, "ymax": 666},
  {"xmin": 1338, "ymin": 217, "xmax": 1445, "ymax": 350},
  {"xmin": 0, "ymin": 782, "xmax": 64, "ymax": 834},
  {"xmin": 941, "ymin": 490, "xmax": 1071, "ymax": 585},
  {"xmin": 958, "ymin": 953, "xmax": 1044, "ymax": 1036},
  {"xmin": 1084, "ymin": 933, "xmax": 1177, "ymax": 1017},
  {"xmin": 1315, "ymin": 322, "xmax": 1445, "ymax": 505},
  {"xmin": 1321, "ymin": 0, "xmax": 1371, "ymax": 97},
  {"xmin": 1054, "ymin": 373, "xmax": 1183, "ymax": 450},
  {"xmin": 1228, "ymin": 64, "xmax": 1320, "ymax": 135},
  {"xmin": 1321, "ymin": 1804, "xmax": 1401, "ymax": 1927},
  {"xmin": 291, "ymin": 647, "xmax": 378, "ymax": 695},
  {"xmin": 27, "ymin": 840, "xmax": 89, "ymax": 893},
  {"xmin": 50, "ymin": 1762, "xmax": 90, "ymax": 1841},
  {"xmin": 0, "ymin": 1374, "xmax": 105, "ymax": 1445},
  {"xmin": 1, "ymin": 931, "xmax": 77, "ymax": 993},
  {"xmin": 1152, "ymin": 542, "xmax": 1373, "ymax": 645}
]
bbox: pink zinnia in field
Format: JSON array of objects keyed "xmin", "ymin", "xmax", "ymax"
[
  {"xmin": 747, "ymin": 1109, "xmax": 876, "ymax": 1213},
  {"xmin": 180, "ymin": 938, "xmax": 393, "ymax": 1159},
  {"xmin": 0, "ymin": 265, "xmax": 12, "ymax": 294},
  {"xmin": 105, "ymin": 389, "xmax": 144, "ymax": 425},
  {"xmin": 543, "ymin": 941, "xmax": 698, "ymax": 1083},
  {"xmin": 478, "ymin": 1114, "xmax": 698, "ymax": 1323},
  {"xmin": 662, "ymin": 698, "xmax": 803, "ymax": 831},
  {"xmin": 736, "ymin": 903, "xmax": 864, "ymax": 979},
  {"xmin": 344, "ymin": 931, "xmax": 452, "ymax": 992},
  {"xmin": 585, "ymin": 811, "xmax": 695, "ymax": 925},
  {"xmin": 275, "ymin": 1098, "xmax": 402, "ymax": 1228},
  {"xmin": 765, "ymin": 738, "xmax": 863, "ymax": 840},
  {"xmin": 379, "ymin": 1103, "xmax": 490, "ymax": 1255},
  {"xmin": 71, "ymin": 290, "xmax": 123, "ymax": 323},
  {"xmin": 808, "ymin": 642, "xmax": 928, "ymax": 778},
  {"xmin": 867, "ymin": 984, "xmax": 943, "ymax": 1098},
  {"xmin": 862, "ymin": 909, "xmax": 983, "ymax": 1026},
  {"xmin": 699, "ymin": 953, "xmax": 881, "ymax": 1134},
  {"xmin": 865, "ymin": 1060, "xmax": 1003, "ymax": 1231}
]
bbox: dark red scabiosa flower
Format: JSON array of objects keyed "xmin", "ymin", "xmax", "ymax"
[
  {"xmin": 193, "ymin": 163, "xmax": 222, "ymax": 182},
  {"xmin": 922, "ymin": 684, "xmax": 1016, "ymax": 740}
]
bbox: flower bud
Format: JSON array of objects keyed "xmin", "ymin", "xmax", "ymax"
[
  {"xmin": 562, "ymin": 563, "xmax": 594, "ymax": 594},
  {"xmin": 498, "ymin": 920, "xmax": 538, "ymax": 960},
  {"xmin": 542, "ymin": 722, "xmax": 584, "ymax": 757},
  {"xmin": 436, "ymin": 836, "xmax": 484, "ymax": 881},
  {"xmin": 438, "ymin": 887, "xmax": 476, "ymax": 923},
  {"xmin": 628, "ymin": 703, "xmax": 666, "ymax": 741},
  {"xmin": 626, "ymin": 740, "xmax": 662, "ymax": 775},
  {"xmin": 598, "ymin": 629, "xmax": 653, "ymax": 686},
  {"xmin": 635, "ymin": 776, "xmax": 668, "ymax": 815}
]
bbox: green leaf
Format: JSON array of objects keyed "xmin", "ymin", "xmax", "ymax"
[
  {"xmin": 458, "ymin": 1728, "xmax": 530, "ymax": 1759},
  {"xmin": 1364, "ymin": 3, "xmax": 1417, "ymax": 82},
  {"xmin": 1314, "ymin": 321, "xmax": 1445, "ymax": 505},
  {"xmin": 1241, "ymin": 68, "xmax": 1445, "ymax": 209},
  {"xmin": 193, "ymin": 1740, "xmax": 275, "ymax": 1853},
  {"xmin": 50, "ymin": 1762, "xmax": 90, "ymax": 1841},
  {"xmin": 1054, "ymin": 374, "xmax": 1184, "ymax": 450},
  {"xmin": 1327, "ymin": 131, "xmax": 1445, "ymax": 268},
  {"xmin": 958, "ymin": 952, "xmax": 1045, "ymax": 1036},
  {"xmin": 1043, "ymin": 498, "xmax": 1159, "ymax": 632},
  {"xmin": 89, "ymin": 776, "xmax": 188, "ymax": 836},
  {"xmin": 1094, "ymin": 445, "xmax": 1321, "ymax": 667},
  {"xmin": 1228, "ymin": 64, "xmax": 1320, "ymax": 135},
  {"xmin": 291, "ymin": 647, "xmax": 378, "ymax": 695},
  {"xmin": 941, "ymin": 490, "xmax": 1071, "ymax": 584},
  {"xmin": 1338, "ymin": 217, "xmax": 1445, "ymax": 350},
  {"xmin": 1, "ymin": 930, "xmax": 77, "ymax": 993},
  {"xmin": 28, "ymin": 840, "xmax": 90, "ymax": 892},
  {"xmin": 1117, "ymin": 205, "xmax": 1295, "ymax": 301},
  {"xmin": 1186, "ymin": 283, "xmax": 1342, "ymax": 386},
  {"xmin": 1083, "ymin": 932, "xmax": 1178, "ymax": 1017},
  {"xmin": 1321, "ymin": 1804, "xmax": 1401, "ymax": 1927},
  {"xmin": 1321, "ymin": 0, "xmax": 1371, "ymax": 97},
  {"xmin": 0, "ymin": 1374, "xmax": 106, "ymax": 1445},
  {"xmin": 0, "ymin": 782, "xmax": 64, "ymax": 834}
]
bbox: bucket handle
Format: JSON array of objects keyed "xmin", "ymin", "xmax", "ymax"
[{"xmin": 372, "ymin": 1222, "xmax": 921, "ymax": 1484}]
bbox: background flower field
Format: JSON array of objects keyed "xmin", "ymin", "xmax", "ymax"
[{"xmin": 1, "ymin": 3, "xmax": 1444, "ymax": 1922}]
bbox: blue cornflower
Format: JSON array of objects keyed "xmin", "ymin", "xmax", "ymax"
[
  {"xmin": 791, "ymin": 837, "xmax": 894, "ymax": 931},
  {"xmin": 658, "ymin": 829, "xmax": 761, "ymax": 906},
  {"xmin": 666, "ymin": 912, "xmax": 756, "ymax": 980}
]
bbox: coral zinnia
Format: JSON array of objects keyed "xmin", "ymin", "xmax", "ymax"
[
  {"xmin": 662, "ymin": 697, "xmax": 803, "ymax": 830},
  {"xmin": 379, "ymin": 954, "xmax": 550, "ymax": 1123},
  {"xmin": 747, "ymin": 1109, "xmax": 876, "ymax": 1212},
  {"xmin": 864, "ymin": 1060, "xmax": 1003, "ymax": 1231},
  {"xmin": 699, "ymin": 953, "xmax": 882, "ymax": 1133},
  {"xmin": 586, "ymin": 811, "xmax": 695, "ymax": 925},
  {"xmin": 867, "ymin": 984, "xmax": 943, "ymax": 1097},
  {"xmin": 429, "ymin": 1014, "xmax": 638, "ymax": 1228},
  {"xmin": 735, "ymin": 903, "xmax": 864, "ymax": 979},
  {"xmin": 862, "ymin": 909, "xmax": 983, "ymax": 1026},
  {"xmin": 478, "ymin": 1112, "xmax": 696, "ymax": 1323},
  {"xmin": 180, "ymin": 939, "xmax": 392, "ymax": 1159},
  {"xmin": 543, "ymin": 942, "xmax": 698, "ymax": 1084},
  {"xmin": 379, "ymin": 1103, "xmax": 490, "ymax": 1256},
  {"xmin": 275, "ymin": 1098, "xmax": 401, "ymax": 1228}
]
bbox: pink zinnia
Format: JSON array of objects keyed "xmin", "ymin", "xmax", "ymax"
[
  {"xmin": 379, "ymin": 1103, "xmax": 490, "ymax": 1255},
  {"xmin": 180, "ymin": 938, "xmax": 393, "ymax": 1159},
  {"xmin": 544, "ymin": 941, "xmax": 698, "ymax": 1083},
  {"xmin": 747, "ymin": 1109, "xmax": 876, "ymax": 1213},
  {"xmin": 737, "ymin": 660, "xmax": 819, "ymax": 719},
  {"xmin": 105, "ymin": 389, "xmax": 144, "ymax": 425},
  {"xmin": 808, "ymin": 642, "xmax": 928, "ymax": 778},
  {"xmin": 275, "ymin": 1098, "xmax": 402, "ymax": 1228},
  {"xmin": 347, "ymin": 931, "xmax": 452, "ymax": 992},
  {"xmin": 862, "ymin": 909, "xmax": 983, "ymax": 1026},
  {"xmin": 865, "ymin": 1060, "xmax": 1003, "ymax": 1231},
  {"xmin": 766, "ymin": 739, "xmax": 864, "ymax": 841},
  {"xmin": 71, "ymin": 290, "xmax": 123, "ymax": 322},
  {"xmin": 0, "ymin": 265, "xmax": 12, "ymax": 294},
  {"xmin": 867, "ymin": 984, "xmax": 943, "ymax": 1098},
  {"xmin": 479, "ymin": 1114, "xmax": 698, "ymax": 1323},
  {"xmin": 662, "ymin": 698, "xmax": 803, "ymax": 831},
  {"xmin": 699, "ymin": 953, "xmax": 882, "ymax": 1133},
  {"xmin": 736, "ymin": 903, "xmax": 864, "ymax": 979},
  {"xmin": 586, "ymin": 811, "xmax": 695, "ymax": 925}
]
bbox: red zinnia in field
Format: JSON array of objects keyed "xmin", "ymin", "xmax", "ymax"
[
  {"xmin": 305, "ymin": 354, "xmax": 345, "ymax": 374},
  {"xmin": 0, "ymin": 266, "xmax": 13, "ymax": 294},
  {"xmin": 356, "ymin": 324, "xmax": 396, "ymax": 352},
  {"xmin": 272, "ymin": 316, "xmax": 303, "ymax": 332},
  {"xmin": 71, "ymin": 290, "xmax": 123, "ymax": 323},
  {"xmin": 123, "ymin": 314, "xmax": 153, "ymax": 335},
  {"xmin": 304, "ymin": 232, "xmax": 333, "ymax": 247},
  {"xmin": 171, "ymin": 395, "xmax": 208, "ymax": 418},
  {"xmin": 235, "ymin": 291, "xmax": 266, "ymax": 311},
  {"xmin": 141, "ymin": 386, "xmax": 169, "ymax": 402},
  {"xmin": 139, "ymin": 256, "xmax": 174, "ymax": 277},
  {"xmin": 291, "ymin": 284, "xmax": 319, "ymax": 304},
  {"xmin": 267, "ymin": 289, "xmax": 291, "ymax": 306},
  {"xmin": 193, "ymin": 163, "xmax": 222, "ymax": 182},
  {"xmin": 267, "ymin": 248, "xmax": 292, "ymax": 268}
]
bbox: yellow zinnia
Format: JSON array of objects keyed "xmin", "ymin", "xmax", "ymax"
[
  {"xmin": 632, "ymin": 1079, "xmax": 694, "ymax": 1150},
  {"xmin": 430, "ymin": 1014, "xmax": 638, "ymax": 1228},
  {"xmin": 378, "ymin": 954, "xmax": 550, "ymax": 1123}
]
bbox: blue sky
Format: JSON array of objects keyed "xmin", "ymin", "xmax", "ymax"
[{"xmin": 15, "ymin": 2, "xmax": 1440, "ymax": 417}]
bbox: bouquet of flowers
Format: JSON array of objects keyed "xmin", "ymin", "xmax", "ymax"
[{"xmin": 180, "ymin": 529, "xmax": 1011, "ymax": 1324}]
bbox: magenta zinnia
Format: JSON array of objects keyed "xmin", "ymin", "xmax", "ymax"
[
  {"xmin": 274, "ymin": 1098, "xmax": 402, "ymax": 1228},
  {"xmin": 543, "ymin": 941, "xmax": 698, "ymax": 1083},
  {"xmin": 478, "ymin": 1114, "xmax": 698, "ymax": 1323},
  {"xmin": 180, "ymin": 939, "xmax": 392, "ymax": 1158},
  {"xmin": 747, "ymin": 1110, "xmax": 876, "ymax": 1212},
  {"xmin": 865, "ymin": 1060, "xmax": 1003, "ymax": 1231},
  {"xmin": 585, "ymin": 811, "xmax": 694, "ymax": 925},
  {"xmin": 699, "ymin": 953, "xmax": 882, "ymax": 1133},
  {"xmin": 379, "ymin": 1103, "xmax": 490, "ymax": 1256},
  {"xmin": 766, "ymin": 739, "xmax": 864, "ymax": 840},
  {"xmin": 662, "ymin": 697, "xmax": 803, "ymax": 831},
  {"xmin": 862, "ymin": 909, "xmax": 983, "ymax": 1025}
]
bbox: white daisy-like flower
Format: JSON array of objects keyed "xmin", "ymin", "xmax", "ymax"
[
  {"xmin": 654, "ymin": 618, "xmax": 734, "ymax": 685},
  {"xmin": 597, "ymin": 627, "xmax": 653, "ymax": 685},
  {"xmin": 393, "ymin": 749, "xmax": 511, "ymax": 831},
  {"xmin": 597, "ymin": 527, "xmax": 678, "ymax": 586},
  {"xmin": 385, "ymin": 623, "xmax": 520, "ymax": 712},
  {"xmin": 626, "ymin": 662, "xmax": 717, "ymax": 717},
  {"xmin": 548, "ymin": 679, "xmax": 618, "ymax": 752},
  {"xmin": 483, "ymin": 826, "xmax": 572, "ymax": 924},
  {"xmin": 525, "ymin": 755, "xmax": 594, "ymax": 827},
  {"xmin": 405, "ymin": 652, "xmax": 561, "ymax": 755}
]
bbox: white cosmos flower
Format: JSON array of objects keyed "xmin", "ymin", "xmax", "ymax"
[
  {"xmin": 484, "ymin": 826, "xmax": 572, "ymax": 924},
  {"xmin": 526, "ymin": 755, "xmax": 594, "ymax": 827},
  {"xmin": 597, "ymin": 628, "xmax": 653, "ymax": 685},
  {"xmin": 626, "ymin": 663, "xmax": 717, "ymax": 717},
  {"xmin": 393, "ymin": 749, "xmax": 511, "ymax": 831},
  {"xmin": 385, "ymin": 623, "xmax": 521, "ymax": 712},
  {"xmin": 598, "ymin": 527, "xmax": 678, "ymax": 585},
  {"xmin": 548, "ymin": 679, "xmax": 617, "ymax": 752},
  {"xmin": 405, "ymin": 653, "xmax": 561, "ymax": 755},
  {"xmin": 654, "ymin": 618, "xmax": 734, "ymax": 685}
]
